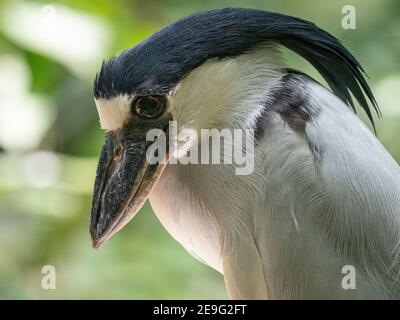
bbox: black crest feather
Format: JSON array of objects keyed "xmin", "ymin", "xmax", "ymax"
[{"xmin": 94, "ymin": 8, "xmax": 379, "ymax": 126}]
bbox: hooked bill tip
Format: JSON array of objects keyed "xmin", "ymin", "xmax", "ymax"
[
  {"xmin": 91, "ymin": 237, "xmax": 101, "ymax": 250},
  {"xmin": 90, "ymin": 228, "xmax": 106, "ymax": 250}
]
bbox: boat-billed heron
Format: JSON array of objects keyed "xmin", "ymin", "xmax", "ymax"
[{"xmin": 89, "ymin": 8, "xmax": 400, "ymax": 299}]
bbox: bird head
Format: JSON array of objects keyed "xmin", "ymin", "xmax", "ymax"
[{"xmin": 89, "ymin": 8, "xmax": 377, "ymax": 248}]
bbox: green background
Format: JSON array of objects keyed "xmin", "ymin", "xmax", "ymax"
[{"xmin": 0, "ymin": 0, "xmax": 399, "ymax": 299}]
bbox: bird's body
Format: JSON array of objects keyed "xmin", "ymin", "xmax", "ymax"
[
  {"xmin": 150, "ymin": 57, "xmax": 400, "ymax": 299},
  {"xmin": 89, "ymin": 8, "xmax": 400, "ymax": 299}
]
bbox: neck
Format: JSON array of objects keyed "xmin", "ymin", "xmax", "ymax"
[
  {"xmin": 150, "ymin": 46, "xmax": 287, "ymax": 272},
  {"xmin": 169, "ymin": 45, "xmax": 285, "ymax": 132}
]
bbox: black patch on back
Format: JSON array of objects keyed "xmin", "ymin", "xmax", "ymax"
[
  {"xmin": 93, "ymin": 8, "xmax": 379, "ymax": 127},
  {"xmin": 255, "ymin": 72, "xmax": 324, "ymax": 163},
  {"xmin": 255, "ymin": 72, "xmax": 316, "ymax": 139}
]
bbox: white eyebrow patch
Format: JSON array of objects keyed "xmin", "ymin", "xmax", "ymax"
[{"xmin": 95, "ymin": 95, "xmax": 132, "ymax": 131}]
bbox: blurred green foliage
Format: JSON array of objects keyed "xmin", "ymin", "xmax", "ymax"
[{"xmin": 0, "ymin": 0, "xmax": 399, "ymax": 299}]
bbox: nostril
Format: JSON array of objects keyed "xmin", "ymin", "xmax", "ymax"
[
  {"xmin": 113, "ymin": 145, "xmax": 124, "ymax": 161},
  {"xmin": 104, "ymin": 145, "xmax": 124, "ymax": 184}
]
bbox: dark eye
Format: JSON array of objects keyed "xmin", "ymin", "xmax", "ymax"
[{"xmin": 132, "ymin": 95, "xmax": 166, "ymax": 119}]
